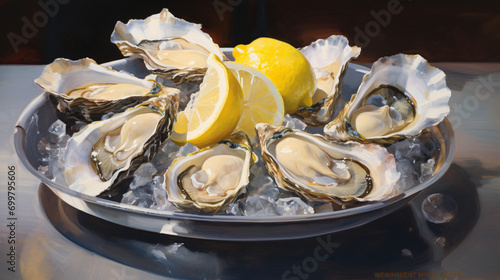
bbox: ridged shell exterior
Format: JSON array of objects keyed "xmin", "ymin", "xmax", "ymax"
[
  {"xmin": 110, "ymin": 8, "xmax": 225, "ymax": 72},
  {"xmin": 295, "ymin": 35, "xmax": 361, "ymax": 126},
  {"xmin": 164, "ymin": 132, "xmax": 255, "ymax": 214},
  {"xmin": 256, "ymin": 123, "xmax": 400, "ymax": 204},
  {"xmin": 324, "ymin": 54, "xmax": 451, "ymax": 144},
  {"xmin": 64, "ymin": 95, "xmax": 178, "ymax": 197},
  {"xmin": 35, "ymin": 58, "xmax": 178, "ymax": 122}
]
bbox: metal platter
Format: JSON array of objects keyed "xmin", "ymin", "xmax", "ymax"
[{"xmin": 14, "ymin": 53, "xmax": 455, "ymax": 241}]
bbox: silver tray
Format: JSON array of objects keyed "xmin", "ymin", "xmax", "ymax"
[{"xmin": 14, "ymin": 52, "xmax": 456, "ymax": 241}]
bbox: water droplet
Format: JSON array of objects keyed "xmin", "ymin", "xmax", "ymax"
[
  {"xmin": 435, "ymin": 237, "xmax": 446, "ymax": 247},
  {"xmin": 401, "ymin": 248, "xmax": 413, "ymax": 258},
  {"xmin": 421, "ymin": 193, "xmax": 457, "ymax": 224}
]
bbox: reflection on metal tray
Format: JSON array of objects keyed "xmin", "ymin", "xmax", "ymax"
[{"xmin": 14, "ymin": 55, "xmax": 455, "ymax": 241}]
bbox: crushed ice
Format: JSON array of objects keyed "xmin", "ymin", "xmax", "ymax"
[
  {"xmin": 122, "ymin": 175, "xmax": 178, "ymax": 211},
  {"xmin": 37, "ymin": 120, "xmax": 70, "ymax": 185},
  {"xmin": 37, "ymin": 114, "xmax": 439, "ymax": 216},
  {"xmin": 283, "ymin": 114, "xmax": 307, "ymax": 130},
  {"xmin": 129, "ymin": 163, "xmax": 157, "ymax": 190},
  {"xmin": 387, "ymin": 137, "xmax": 437, "ymax": 192}
]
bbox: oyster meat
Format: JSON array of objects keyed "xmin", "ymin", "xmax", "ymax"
[
  {"xmin": 164, "ymin": 132, "xmax": 255, "ymax": 214},
  {"xmin": 111, "ymin": 8, "xmax": 225, "ymax": 73},
  {"xmin": 64, "ymin": 95, "xmax": 178, "ymax": 197},
  {"xmin": 35, "ymin": 58, "xmax": 178, "ymax": 122},
  {"xmin": 256, "ymin": 123, "xmax": 400, "ymax": 204},
  {"xmin": 295, "ymin": 35, "xmax": 361, "ymax": 126},
  {"xmin": 324, "ymin": 54, "xmax": 451, "ymax": 144}
]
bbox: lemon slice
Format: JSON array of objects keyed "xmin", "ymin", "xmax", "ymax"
[
  {"xmin": 225, "ymin": 62, "xmax": 284, "ymax": 139},
  {"xmin": 171, "ymin": 54, "xmax": 243, "ymax": 148}
]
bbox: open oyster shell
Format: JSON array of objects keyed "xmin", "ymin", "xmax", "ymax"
[
  {"xmin": 111, "ymin": 8, "xmax": 225, "ymax": 80},
  {"xmin": 256, "ymin": 123, "xmax": 399, "ymax": 204},
  {"xmin": 324, "ymin": 54, "xmax": 451, "ymax": 144},
  {"xmin": 294, "ymin": 35, "xmax": 361, "ymax": 126},
  {"xmin": 164, "ymin": 132, "xmax": 255, "ymax": 214},
  {"xmin": 64, "ymin": 95, "xmax": 178, "ymax": 197},
  {"xmin": 35, "ymin": 58, "xmax": 178, "ymax": 122}
]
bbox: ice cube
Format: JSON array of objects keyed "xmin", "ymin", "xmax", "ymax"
[
  {"xmin": 48, "ymin": 143, "xmax": 61, "ymax": 158},
  {"xmin": 276, "ymin": 197, "xmax": 314, "ymax": 216},
  {"xmin": 283, "ymin": 114, "xmax": 307, "ymax": 130},
  {"xmin": 38, "ymin": 165, "xmax": 49, "ymax": 176},
  {"xmin": 48, "ymin": 155, "xmax": 65, "ymax": 182},
  {"xmin": 225, "ymin": 203, "xmax": 243, "ymax": 216},
  {"xmin": 121, "ymin": 185, "xmax": 154, "ymax": 208},
  {"xmin": 150, "ymin": 175, "xmax": 176, "ymax": 211},
  {"xmin": 57, "ymin": 134, "xmax": 71, "ymax": 147},
  {"xmin": 121, "ymin": 190, "xmax": 138, "ymax": 205},
  {"xmin": 153, "ymin": 139, "xmax": 182, "ymax": 171},
  {"xmin": 178, "ymin": 142, "xmax": 199, "ymax": 157},
  {"xmin": 39, "ymin": 155, "xmax": 50, "ymax": 167},
  {"xmin": 393, "ymin": 157, "xmax": 417, "ymax": 191},
  {"xmin": 242, "ymin": 196, "xmax": 278, "ymax": 216},
  {"xmin": 48, "ymin": 120, "xmax": 66, "ymax": 143},
  {"xmin": 248, "ymin": 155, "xmax": 269, "ymax": 179},
  {"xmin": 122, "ymin": 175, "xmax": 178, "ymax": 211},
  {"xmin": 130, "ymin": 163, "xmax": 157, "ymax": 189},
  {"xmin": 259, "ymin": 185, "xmax": 281, "ymax": 202},
  {"xmin": 246, "ymin": 175, "xmax": 279, "ymax": 198},
  {"xmin": 396, "ymin": 158, "xmax": 417, "ymax": 176},
  {"xmin": 420, "ymin": 158, "xmax": 435, "ymax": 182},
  {"xmin": 407, "ymin": 142, "xmax": 422, "ymax": 161},
  {"xmin": 37, "ymin": 137, "xmax": 50, "ymax": 154}
]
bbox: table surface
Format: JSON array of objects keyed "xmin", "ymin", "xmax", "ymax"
[{"xmin": 1, "ymin": 63, "xmax": 500, "ymax": 280}]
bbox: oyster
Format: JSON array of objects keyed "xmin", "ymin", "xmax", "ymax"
[
  {"xmin": 64, "ymin": 95, "xmax": 178, "ymax": 197},
  {"xmin": 295, "ymin": 35, "xmax": 361, "ymax": 126},
  {"xmin": 164, "ymin": 132, "xmax": 255, "ymax": 214},
  {"xmin": 324, "ymin": 54, "xmax": 451, "ymax": 144},
  {"xmin": 35, "ymin": 58, "xmax": 178, "ymax": 122},
  {"xmin": 256, "ymin": 123, "xmax": 399, "ymax": 204},
  {"xmin": 111, "ymin": 8, "xmax": 225, "ymax": 76}
]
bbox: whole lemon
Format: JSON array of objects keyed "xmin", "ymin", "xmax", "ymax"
[{"xmin": 233, "ymin": 38, "xmax": 316, "ymax": 114}]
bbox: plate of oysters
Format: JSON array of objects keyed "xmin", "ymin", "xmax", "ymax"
[{"xmin": 14, "ymin": 9, "xmax": 454, "ymax": 241}]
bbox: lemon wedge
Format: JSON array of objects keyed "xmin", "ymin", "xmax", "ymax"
[
  {"xmin": 171, "ymin": 54, "xmax": 243, "ymax": 148},
  {"xmin": 233, "ymin": 37, "xmax": 316, "ymax": 114},
  {"xmin": 225, "ymin": 62, "xmax": 284, "ymax": 139}
]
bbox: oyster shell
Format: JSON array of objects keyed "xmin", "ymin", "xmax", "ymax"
[
  {"xmin": 35, "ymin": 58, "xmax": 178, "ymax": 122},
  {"xmin": 164, "ymin": 132, "xmax": 255, "ymax": 214},
  {"xmin": 111, "ymin": 8, "xmax": 225, "ymax": 76},
  {"xmin": 64, "ymin": 95, "xmax": 178, "ymax": 197},
  {"xmin": 256, "ymin": 123, "xmax": 399, "ymax": 204},
  {"xmin": 294, "ymin": 35, "xmax": 361, "ymax": 126},
  {"xmin": 324, "ymin": 54, "xmax": 451, "ymax": 144}
]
